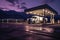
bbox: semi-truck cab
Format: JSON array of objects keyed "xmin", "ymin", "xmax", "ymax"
[{"xmin": 27, "ymin": 16, "xmax": 48, "ymax": 24}]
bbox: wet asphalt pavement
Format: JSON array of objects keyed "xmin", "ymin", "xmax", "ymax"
[{"xmin": 0, "ymin": 23, "xmax": 60, "ymax": 40}]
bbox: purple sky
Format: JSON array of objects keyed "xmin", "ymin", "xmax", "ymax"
[{"xmin": 0, "ymin": 0, "xmax": 60, "ymax": 15}]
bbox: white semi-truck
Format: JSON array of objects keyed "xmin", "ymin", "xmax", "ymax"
[{"xmin": 27, "ymin": 16, "xmax": 48, "ymax": 24}]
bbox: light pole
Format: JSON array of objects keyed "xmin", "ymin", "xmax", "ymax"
[
  {"xmin": 52, "ymin": 14, "xmax": 55, "ymax": 24},
  {"xmin": 43, "ymin": 9, "xmax": 45, "ymax": 24},
  {"xmin": 50, "ymin": 13, "xmax": 55, "ymax": 24}
]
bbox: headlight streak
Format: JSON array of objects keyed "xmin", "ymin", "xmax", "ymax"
[{"xmin": 25, "ymin": 25, "xmax": 54, "ymax": 33}]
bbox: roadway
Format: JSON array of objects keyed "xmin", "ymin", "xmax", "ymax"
[{"xmin": 0, "ymin": 23, "xmax": 60, "ymax": 40}]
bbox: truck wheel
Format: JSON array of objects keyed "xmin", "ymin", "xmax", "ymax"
[
  {"xmin": 28, "ymin": 19, "xmax": 31, "ymax": 24},
  {"xmin": 32, "ymin": 21, "xmax": 35, "ymax": 24}
]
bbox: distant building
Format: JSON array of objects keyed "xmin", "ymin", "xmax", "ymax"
[{"xmin": 25, "ymin": 4, "xmax": 58, "ymax": 24}]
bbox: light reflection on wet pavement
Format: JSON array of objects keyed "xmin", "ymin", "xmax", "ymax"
[{"xmin": 0, "ymin": 23, "xmax": 58, "ymax": 40}]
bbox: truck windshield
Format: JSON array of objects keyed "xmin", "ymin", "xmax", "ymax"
[{"xmin": 32, "ymin": 17, "xmax": 36, "ymax": 18}]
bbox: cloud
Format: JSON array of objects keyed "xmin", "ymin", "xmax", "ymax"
[
  {"xmin": 6, "ymin": 0, "xmax": 15, "ymax": 5},
  {"xmin": 0, "ymin": 0, "xmax": 21, "ymax": 12},
  {"xmin": 44, "ymin": 0, "xmax": 55, "ymax": 3},
  {"xmin": 6, "ymin": 0, "xmax": 19, "ymax": 5}
]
